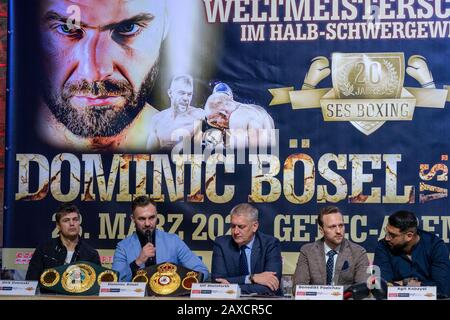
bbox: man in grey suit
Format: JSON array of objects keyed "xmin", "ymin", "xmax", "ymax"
[{"xmin": 294, "ymin": 206, "xmax": 369, "ymax": 287}]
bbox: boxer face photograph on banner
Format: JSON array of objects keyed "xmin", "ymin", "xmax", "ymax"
[{"xmin": 37, "ymin": 0, "xmax": 167, "ymax": 151}]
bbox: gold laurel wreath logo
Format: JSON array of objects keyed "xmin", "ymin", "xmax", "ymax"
[
  {"xmin": 338, "ymin": 63, "xmax": 355, "ymax": 97},
  {"xmin": 383, "ymin": 59, "xmax": 399, "ymax": 95},
  {"xmin": 337, "ymin": 58, "xmax": 400, "ymax": 98}
]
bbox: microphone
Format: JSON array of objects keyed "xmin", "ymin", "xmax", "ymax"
[
  {"xmin": 145, "ymin": 229, "xmax": 155, "ymax": 265},
  {"xmin": 343, "ymin": 278, "xmax": 388, "ymax": 300},
  {"xmin": 344, "ymin": 282, "xmax": 370, "ymax": 300},
  {"xmin": 370, "ymin": 278, "xmax": 388, "ymax": 300},
  {"xmin": 343, "ymin": 290, "xmax": 353, "ymax": 300},
  {"xmin": 145, "ymin": 229, "xmax": 153, "ymax": 244}
]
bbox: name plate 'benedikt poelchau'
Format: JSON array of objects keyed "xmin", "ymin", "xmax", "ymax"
[{"xmin": 295, "ymin": 285, "xmax": 344, "ymax": 300}]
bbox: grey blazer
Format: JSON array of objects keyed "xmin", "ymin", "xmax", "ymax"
[{"xmin": 293, "ymin": 238, "xmax": 369, "ymax": 287}]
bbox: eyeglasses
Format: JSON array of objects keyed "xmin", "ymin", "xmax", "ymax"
[{"xmin": 384, "ymin": 227, "xmax": 407, "ymax": 239}]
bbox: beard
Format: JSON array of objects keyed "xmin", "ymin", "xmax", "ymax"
[
  {"xmin": 175, "ymin": 102, "xmax": 189, "ymax": 113},
  {"xmin": 43, "ymin": 63, "xmax": 159, "ymax": 138},
  {"xmin": 387, "ymin": 241, "xmax": 408, "ymax": 254}
]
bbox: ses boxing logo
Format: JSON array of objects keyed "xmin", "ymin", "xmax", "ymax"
[{"xmin": 269, "ymin": 52, "xmax": 450, "ymax": 135}]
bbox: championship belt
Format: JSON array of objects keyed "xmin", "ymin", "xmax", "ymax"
[
  {"xmin": 39, "ymin": 261, "xmax": 119, "ymax": 295},
  {"xmin": 132, "ymin": 262, "xmax": 202, "ymax": 296}
]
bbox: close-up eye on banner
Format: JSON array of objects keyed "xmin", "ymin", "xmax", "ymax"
[{"xmin": 2, "ymin": 0, "xmax": 449, "ymax": 274}]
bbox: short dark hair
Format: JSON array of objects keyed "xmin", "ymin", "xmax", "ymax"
[
  {"xmin": 318, "ymin": 206, "xmax": 341, "ymax": 227},
  {"xmin": 55, "ymin": 203, "xmax": 80, "ymax": 223},
  {"xmin": 132, "ymin": 196, "xmax": 157, "ymax": 215},
  {"xmin": 388, "ymin": 210, "xmax": 418, "ymax": 233}
]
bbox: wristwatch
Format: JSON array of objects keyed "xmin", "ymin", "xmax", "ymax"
[{"xmin": 249, "ymin": 274, "xmax": 256, "ymax": 284}]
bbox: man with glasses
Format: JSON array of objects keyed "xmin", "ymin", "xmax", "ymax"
[
  {"xmin": 374, "ymin": 210, "xmax": 450, "ymax": 298},
  {"xmin": 294, "ymin": 206, "xmax": 369, "ymax": 286}
]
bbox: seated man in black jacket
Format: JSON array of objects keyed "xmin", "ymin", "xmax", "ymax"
[{"xmin": 26, "ymin": 203, "xmax": 101, "ymax": 281}]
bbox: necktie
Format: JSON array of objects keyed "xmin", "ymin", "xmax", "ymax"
[
  {"xmin": 326, "ymin": 250, "xmax": 337, "ymax": 285},
  {"xmin": 239, "ymin": 246, "xmax": 249, "ymax": 276}
]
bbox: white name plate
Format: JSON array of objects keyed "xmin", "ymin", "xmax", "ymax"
[
  {"xmin": 0, "ymin": 280, "xmax": 38, "ymax": 296},
  {"xmin": 99, "ymin": 282, "xmax": 146, "ymax": 297},
  {"xmin": 295, "ymin": 285, "xmax": 344, "ymax": 300},
  {"xmin": 190, "ymin": 283, "xmax": 240, "ymax": 299},
  {"xmin": 388, "ymin": 286, "xmax": 437, "ymax": 300}
]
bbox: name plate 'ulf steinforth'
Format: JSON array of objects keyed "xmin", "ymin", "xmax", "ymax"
[{"xmin": 295, "ymin": 285, "xmax": 344, "ymax": 300}]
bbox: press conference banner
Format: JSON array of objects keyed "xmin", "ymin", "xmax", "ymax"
[{"xmin": 3, "ymin": 0, "xmax": 450, "ymax": 272}]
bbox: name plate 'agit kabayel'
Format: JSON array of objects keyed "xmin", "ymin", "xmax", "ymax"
[
  {"xmin": 388, "ymin": 286, "xmax": 437, "ymax": 300},
  {"xmin": 295, "ymin": 285, "xmax": 343, "ymax": 300},
  {"xmin": 190, "ymin": 283, "xmax": 240, "ymax": 299}
]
